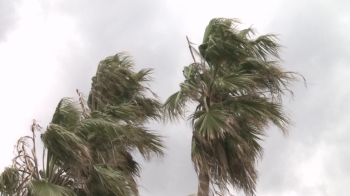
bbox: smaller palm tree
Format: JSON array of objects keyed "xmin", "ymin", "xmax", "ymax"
[
  {"xmin": 0, "ymin": 118, "xmax": 80, "ymax": 196},
  {"xmin": 0, "ymin": 52, "xmax": 165, "ymax": 196}
]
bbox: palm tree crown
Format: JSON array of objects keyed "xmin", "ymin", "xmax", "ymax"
[
  {"xmin": 164, "ymin": 18, "xmax": 302, "ymax": 196},
  {"xmin": 0, "ymin": 53, "xmax": 164, "ymax": 196}
]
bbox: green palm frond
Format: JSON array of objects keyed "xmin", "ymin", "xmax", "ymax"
[
  {"xmin": 202, "ymin": 18, "xmax": 241, "ymax": 44},
  {"xmin": 0, "ymin": 167, "xmax": 20, "ymax": 195},
  {"xmin": 129, "ymin": 127, "xmax": 164, "ymax": 160},
  {"xmin": 75, "ymin": 116, "xmax": 125, "ymax": 140},
  {"xmin": 199, "ymin": 18, "xmax": 283, "ymax": 69},
  {"xmin": 88, "ymin": 53, "xmax": 137, "ymax": 111},
  {"xmin": 103, "ymin": 103, "xmax": 141, "ymax": 123},
  {"xmin": 113, "ymin": 150, "xmax": 141, "ymax": 178},
  {"xmin": 227, "ymin": 97, "xmax": 290, "ymax": 133},
  {"xmin": 191, "ymin": 131, "xmax": 260, "ymax": 196},
  {"xmin": 191, "ymin": 132, "xmax": 211, "ymax": 172},
  {"xmin": 250, "ymin": 34, "xmax": 281, "ymax": 61},
  {"xmin": 89, "ymin": 53, "xmax": 144, "ymax": 105},
  {"xmin": 27, "ymin": 180, "xmax": 76, "ymax": 196},
  {"xmin": 213, "ymin": 71, "xmax": 256, "ymax": 93},
  {"xmin": 163, "ymin": 90, "xmax": 190, "ymax": 121},
  {"xmin": 88, "ymin": 53, "xmax": 162, "ymax": 125},
  {"xmin": 223, "ymin": 135, "xmax": 257, "ymax": 195},
  {"xmin": 93, "ymin": 164, "xmax": 138, "ymax": 196},
  {"xmin": 41, "ymin": 124, "xmax": 90, "ymax": 164},
  {"xmin": 235, "ymin": 120, "xmax": 264, "ymax": 159},
  {"xmin": 75, "ymin": 115, "xmax": 164, "ymax": 159},
  {"xmin": 130, "ymin": 96, "xmax": 162, "ymax": 123},
  {"xmin": 191, "ymin": 105, "xmax": 233, "ymax": 140},
  {"xmin": 237, "ymin": 27, "xmax": 255, "ymax": 40},
  {"xmin": 180, "ymin": 81, "xmax": 202, "ymax": 96},
  {"xmin": 74, "ymin": 117, "xmax": 135, "ymax": 166},
  {"xmin": 51, "ymin": 98, "xmax": 82, "ymax": 129},
  {"xmin": 135, "ymin": 68, "xmax": 154, "ymax": 82}
]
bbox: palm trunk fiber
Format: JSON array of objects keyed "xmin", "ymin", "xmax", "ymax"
[{"xmin": 197, "ymin": 170, "xmax": 209, "ymax": 196}]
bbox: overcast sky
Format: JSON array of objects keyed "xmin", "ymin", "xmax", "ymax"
[{"xmin": 1, "ymin": 0, "xmax": 350, "ymax": 195}]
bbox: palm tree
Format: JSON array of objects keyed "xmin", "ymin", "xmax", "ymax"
[
  {"xmin": 164, "ymin": 18, "xmax": 303, "ymax": 196},
  {"xmin": 0, "ymin": 52, "xmax": 164, "ymax": 196},
  {"xmin": 0, "ymin": 118, "xmax": 80, "ymax": 196}
]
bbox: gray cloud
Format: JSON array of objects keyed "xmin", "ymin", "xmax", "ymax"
[
  {"xmin": 3, "ymin": 0, "xmax": 350, "ymax": 195},
  {"xmin": 43, "ymin": 0, "xmax": 350, "ymax": 195},
  {"xmin": 0, "ymin": 0, "xmax": 20, "ymax": 41},
  {"xmin": 256, "ymin": 0, "xmax": 350, "ymax": 195}
]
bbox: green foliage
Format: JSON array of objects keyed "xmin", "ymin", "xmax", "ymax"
[
  {"xmin": 1, "ymin": 52, "xmax": 164, "ymax": 196},
  {"xmin": 0, "ymin": 167, "xmax": 19, "ymax": 196},
  {"xmin": 164, "ymin": 18, "xmax": 303, "ymax": 195},
  {"xmin": 27, "ymin": 181, "xmax": 76, "ymax": 196},
  {"xmin": 88, "ymin": 53, "xmax": 162, "ymax": 124}
]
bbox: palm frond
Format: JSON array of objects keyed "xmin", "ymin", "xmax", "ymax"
[
  {"xmin": 250, "ymin": 34, "xmax": 281, "ymax": 61},
  {"xmin": 93, "ymin": 164, "xmax": 138, "ymax": 196},
  {"xmin": 130, "ymin": 96, "xmax": 162, "ymax": 123},
  {"xmin": 129, "ymin": 127, "xmax": 165, "ymax": 160},
  {"xmin": 227, "ymin": 97, "xmax": 290, "ymax": 134},
  {"xmin": 0, "ymin": 167, "xmax": 20, "ymax": 195},
  {"xmin": 213, "ymin": 71, "xmax": 256, "ymax": 94},
  {"xmin": 135, "ymin": 68, "xmax": 154, "ymax": 82},
  {"xmin": 191, "ymin": 105, "xmax": 233, "ymax": 140},
  {"xmin": 103, "ymin": 103, "xmax": 142, "ymax": 123},
  {"xmin": 163, "ymin": 90, "xmax": 190, "ymax": 121},
  {"xmin": 51, "ymin": 98, "xmax": 82, "ymax": 129},
  {"xmin": 223, "ymin": 135, "xmax": 258, "ymax": 195},
  {"xmin": 27, "ymin": 180, "xmax": 76, "ymax": 196},
  {"xmin": 75, "ymin": 115, "xmax": 164, "ymax": 160},
  {"xmin": 41, "ymin": 124, "xmax": 90, "ymax": 164},
  {"xmin": 202, "ymin": 18, "xmax": 241, "ymax": 44},
  {"xmin": 88, "ymin": 53, "xmax": 162, "ymax": 125},
  {"xmin": 88, "ymin": 53, "xmax": 138, "ymax": 111}
]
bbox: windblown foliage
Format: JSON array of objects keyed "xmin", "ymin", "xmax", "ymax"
[
  {"xmin": 164, "ymin": 18, "xmax": 303, "ymax": 196},
  {"xmin": 0, "ymin": 53, "xmax": 164, "ymax": 196}
]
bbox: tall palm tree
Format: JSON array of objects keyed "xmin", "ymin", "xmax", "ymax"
[
  {"xmin": 0, "ymin": 53, "xmax": 164, "ymax": 196},
  {"xmin": 164, "ymin": 18, "xmax": 303, "ymax": 196}
]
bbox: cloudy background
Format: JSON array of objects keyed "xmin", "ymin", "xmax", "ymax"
[{"xmin": 1, "ymin": 0, "xmax": 350, "ymax": 195}]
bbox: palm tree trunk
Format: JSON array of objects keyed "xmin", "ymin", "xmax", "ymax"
[{"xmin": 197, "ymin": 170, "xmax": 209, "ymax": 196}]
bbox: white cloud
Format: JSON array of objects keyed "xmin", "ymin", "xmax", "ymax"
[{"xmin": 0, "ymin": 0, "xmax": 82, "ymax": 169}]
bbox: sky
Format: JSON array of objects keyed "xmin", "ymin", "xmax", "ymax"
[{"xmin": 1, "ymin": 0, "xmax": 350, "ymax": 195}]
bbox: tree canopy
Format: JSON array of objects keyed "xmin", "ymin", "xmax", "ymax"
[
  {"xmin": 164, "ymin": 18, "xmax": 303, "ymax": 196},
  {"xmin": 0, "ymin": 53, "xmax": 164, "ymax": 196}
]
